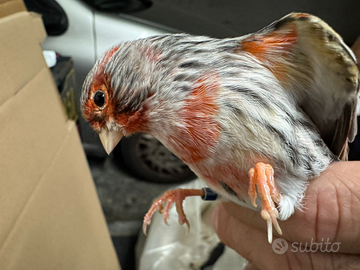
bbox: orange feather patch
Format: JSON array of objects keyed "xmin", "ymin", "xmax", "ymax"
[
  {"xmin": 169, "ymin": 75, "xmax": 221, "ymax": 163},
  {"xmin": 115, "ymin": 106, "xmax": 150, "ymax": 134},
  {"xmin": 241, "ymin": 28, "xmax": 297, "ymax": 61},
  {"xmin": 239, "ymin": 26, "xmax": 298, "ymax": 82},
  {"xmin": 207, "ymin": 163, "xmax": 249, "ymax": 197},
  {"xmin": 102, "ymin": 46, "xmax": 120, "ymax": 66}
]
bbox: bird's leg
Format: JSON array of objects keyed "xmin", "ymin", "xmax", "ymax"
[
  {"xmin": 248, "ymin": 162, "xmax": 282, "ymax": 244},
  {"xmin": 142, "ymin": 188, "xmax": 205, "ymax": 234}
]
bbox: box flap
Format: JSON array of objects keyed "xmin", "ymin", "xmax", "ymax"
[
  {"xmin": 0, "ymin": 122, "xmax": 121, "ymax": 270},
  {"xmin": 0, "ymin": 67, "xmax": 67, "ymax": 246},
  {"xmin": 0, "ymin": 0, "xmax": 26, "ymax": 19},
  {"xmin": 0, "ymin": 11, "xmax": 47, "ymax": 107}
]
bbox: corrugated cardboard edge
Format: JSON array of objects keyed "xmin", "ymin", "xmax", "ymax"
[
  {"xmin": 0, "ymin": 122, "xmax": 121, "ymax": 270},
  {"xmin": 0, "ymin": 0, "xmax": 26, "ymax": 19}
]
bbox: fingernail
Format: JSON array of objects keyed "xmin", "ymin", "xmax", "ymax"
[{"xmin": 210, "ymin": 204, "xmax": 220, "ymax": 233}]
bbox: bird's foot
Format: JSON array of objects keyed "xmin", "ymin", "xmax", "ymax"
[
  {"xmin": 142, "ymin": 188, "xmax": 205, "ymax": 235},
  {"xmin": 248, "ymin": 162, "xmax": 282, "ymax": 244}
]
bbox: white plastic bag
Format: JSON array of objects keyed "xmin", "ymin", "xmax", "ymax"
[{"xmin": 136, "ymin": 179, "xmax": 247, "ymax": 270}]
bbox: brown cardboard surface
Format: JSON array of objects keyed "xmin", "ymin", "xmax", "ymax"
[
  {"xmin": 0, "ymin": 11, "xmax": 46, "ymax": 107},
  {"xmin": 0, "ymin": 0, "xmax": 26, "ymax": 19},
  {"xmin": 0, "ymin": 1, "xmax": 121, "ymax": 269},
  {"xmin": 0, "ymin": 67, "xmax": 67, "ymax": 246},
  {"xmin": 0, "ymin": 122, "xmax": 120, "ymax": 270}
]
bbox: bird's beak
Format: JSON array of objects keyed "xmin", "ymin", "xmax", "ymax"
[{"xmin": 99, "ymin": 128, "xmax": 123, "ymax": 155}]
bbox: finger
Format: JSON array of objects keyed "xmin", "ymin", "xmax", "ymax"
[
  {"xmin": 220, "ymin": 162, "xmax": 360, "ymax": 253},
  {"xmin": 244, "ymin": 263, "xmax": 260, "ymax": 270},
  {"xmin": 211, "ymin": 203, "xmax": 360, "ymax": 270}
]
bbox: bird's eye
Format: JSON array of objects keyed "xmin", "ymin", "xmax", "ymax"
[{"xmin": 93, "ymin": 90, "xmax": 106, "ymax": 108}]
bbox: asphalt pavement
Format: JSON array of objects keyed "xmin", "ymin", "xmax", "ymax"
[
  {"xmin": 87, "ymin": 154, "xmax": 180, "ymax": 269},
  {"xmin": 87, "ymin": 154, "xmax": 178, "ymax": 224}
]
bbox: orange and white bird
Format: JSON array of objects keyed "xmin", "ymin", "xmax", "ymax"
[{"xmin": 81, "ymin": 13, "xmax": 359, "ymax": 243}]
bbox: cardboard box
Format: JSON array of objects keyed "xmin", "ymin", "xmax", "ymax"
[
  {"xmin": 0, "ymin": 0, "xmax": 25, "ymax": 19},
  {"xmin": 0, "ymin": 1, "xmax": 121, "ymax": 269}
]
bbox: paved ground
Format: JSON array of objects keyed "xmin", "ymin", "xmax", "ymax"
[
  {"xmin": 87, "ymin": 155, "xmax": 178, "ymax": 223},
  {"xmin": 87, "ymin": 154, "xmax": 182, "ymax": 269}
]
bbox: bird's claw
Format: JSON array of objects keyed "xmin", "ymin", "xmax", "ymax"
[
  {"xmin": 248, "ymin": 162, "xmax": 282, "ymax": 244},
  {"xmin": 143, "ymin": 188, "xmax": 204, "ymax": 235},
  {"xmin": 261, "ymin": 208, "xmax": 282, "ymax": 244}
]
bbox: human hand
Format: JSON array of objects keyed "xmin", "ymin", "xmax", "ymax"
[{"xmin": 210, "ymin": 161, "xmax": 360, "ymax": 270}]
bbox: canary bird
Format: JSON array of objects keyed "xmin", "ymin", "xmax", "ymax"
[{"xmin": 81, "ymin": 13, "xmax": 359, "ymax": 243}]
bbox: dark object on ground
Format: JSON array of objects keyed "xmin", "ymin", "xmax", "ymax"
[
  {"xmin": 23, "ymin": 0, "xmax": 68, "ymax": 36},
  {"xmin": 82, "ymin": 0, "xmax": 152, "ymax": 13},
  {"xmin": 112, "ymin": 235, "xmax": 138, "ymax": 270},
  {"xmin": 349, "ymin": 117, "xmax": 360, "ymax": 160}
]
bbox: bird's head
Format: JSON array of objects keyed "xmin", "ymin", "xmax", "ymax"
[
  {"xmin": 80, "ymin": 41, "xmax": 162, "ymax": 154},
  {"xmin": 81, "ymin": 34, "xmax": 222, "ymax": 156}
]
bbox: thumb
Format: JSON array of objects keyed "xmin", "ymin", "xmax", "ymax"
[{"xmin": 244, "ymin": 263, "xmax": 260, "ymax": 270}]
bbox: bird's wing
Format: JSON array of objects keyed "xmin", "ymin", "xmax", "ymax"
[{"xmin": 238, "ymin": 12, "xmax": 359, "ymax": 160}]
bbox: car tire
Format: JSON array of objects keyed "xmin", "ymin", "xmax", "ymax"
[{"xmin": 113, "ymin": 133, "xmax": 196, "ymax": 183}]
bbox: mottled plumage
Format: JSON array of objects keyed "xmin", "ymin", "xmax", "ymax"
[{"xmin": 81, "ymin": 13, "xmax": 359, "ymax": 243}]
